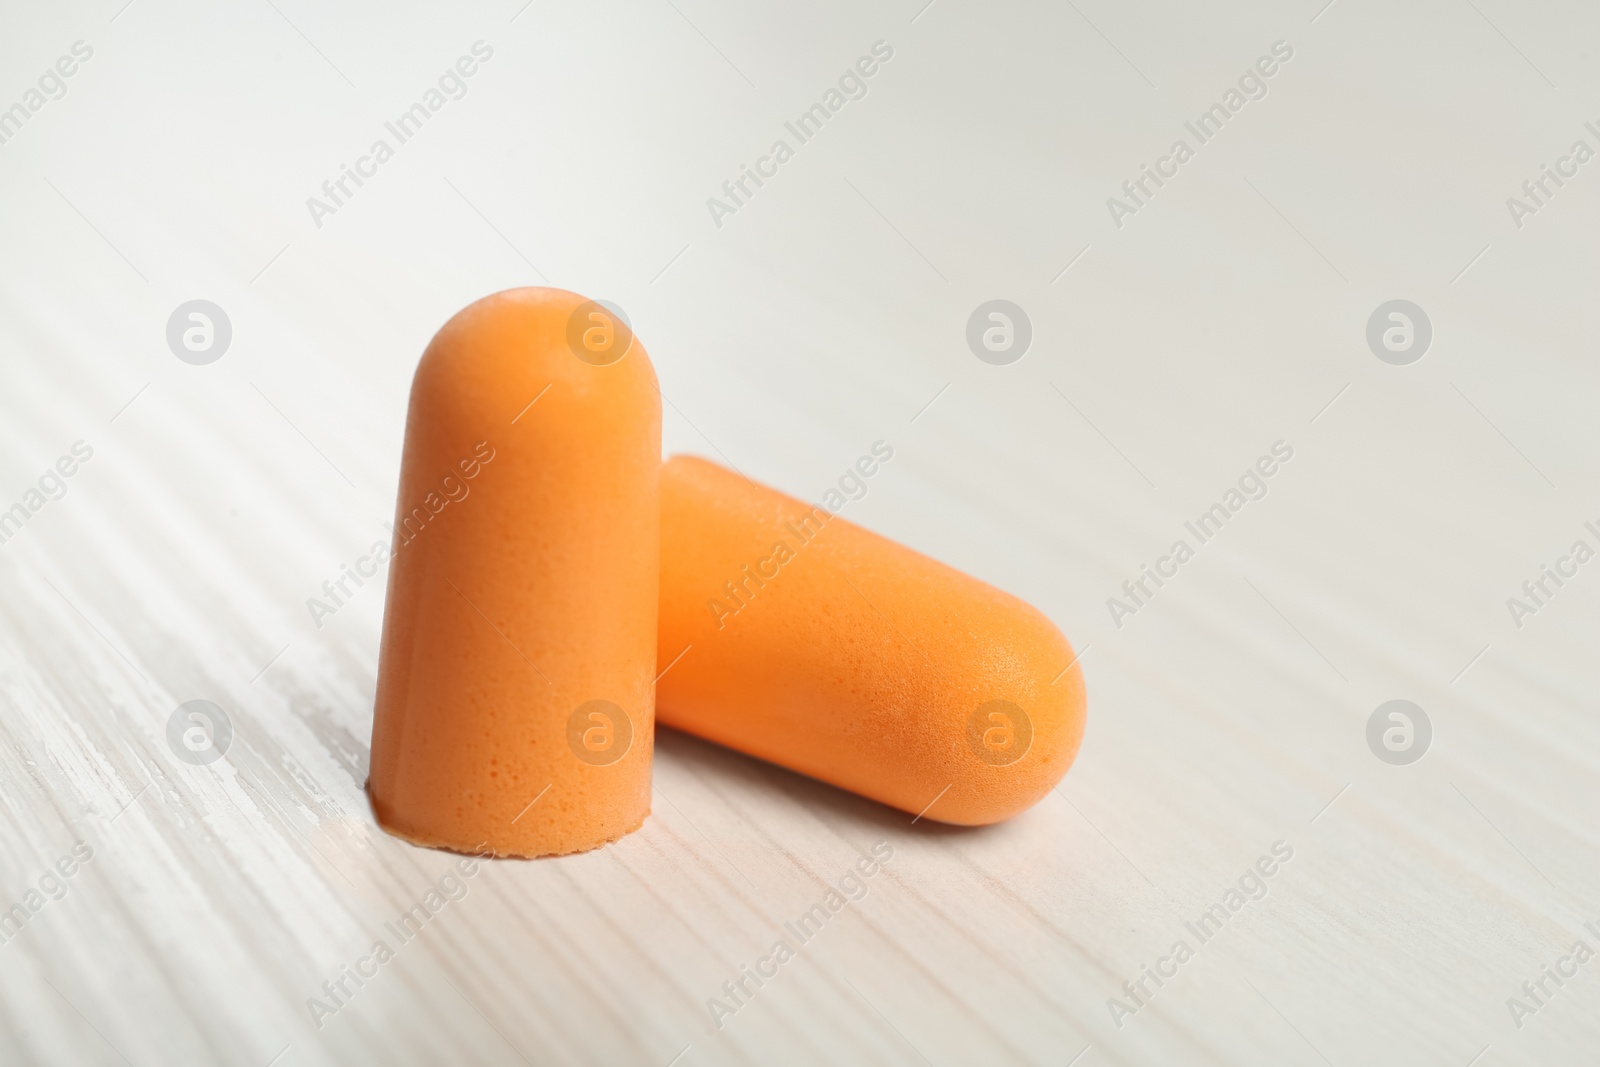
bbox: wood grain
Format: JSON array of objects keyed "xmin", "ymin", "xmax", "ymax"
[{"xmin": 2, "ymin": 1, "xmax": 1598, "ymax": 1065}]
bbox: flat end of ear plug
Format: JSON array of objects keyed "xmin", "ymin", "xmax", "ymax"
[{"xmin": 369, "ymin": 783, "xmax": 651, "ymax": 858}]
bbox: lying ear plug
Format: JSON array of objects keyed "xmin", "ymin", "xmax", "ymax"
[
  {"xmin": 655, "ymin": 455, "xmax": 1086, "ymax": 825},
  {"xmin": 369, "ymin": 288, "xmax": 660, "ymax": 857}
]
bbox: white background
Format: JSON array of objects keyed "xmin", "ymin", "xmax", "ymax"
[{"xmin": 1, "ymin": 0, "xmax": 1598, "ymax": 1064}]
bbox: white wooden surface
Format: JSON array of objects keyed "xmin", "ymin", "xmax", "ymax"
[{"xmin": 2, "ymin": 0, "xmax": 1599, "ymax": 1064}]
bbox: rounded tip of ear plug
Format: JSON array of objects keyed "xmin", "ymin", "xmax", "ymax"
[
  {"xmin": 923, "ymin": 608, "xmax": 1088, "ymax": 827},
  {"xmin": 422, "ymin": 287, "xmax": 654, "ymax": 389}
]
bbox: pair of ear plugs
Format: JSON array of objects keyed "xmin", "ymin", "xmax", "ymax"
[{"xmin": 368, "ymin": 288, "xmax": 1088, "ymax": 857}]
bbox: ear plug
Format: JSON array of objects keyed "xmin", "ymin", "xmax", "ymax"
[
  {"xmin": 656, "ymin": 455, "xmax": 1086, "ymax": 825},
  {"xmin": 369, "ymin": 288, "xmax": 659, "ymax": 857}
]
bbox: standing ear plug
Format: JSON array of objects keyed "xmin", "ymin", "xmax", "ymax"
[{"xmin": 370, "ymin": 288, "xmax": 660, "ymax": 857}]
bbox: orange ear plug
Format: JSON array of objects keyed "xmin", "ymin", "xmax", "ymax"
[
  {"xmin": 656, "ymin": 455, "xmax": 1086, "ymax": 825},
  {"xmin": 369, "ymin": 288, "xmax": 659, "ymax": 857}
]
